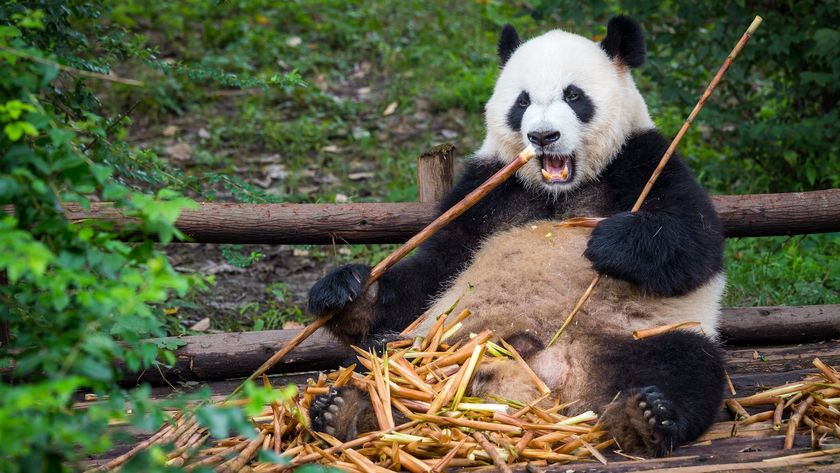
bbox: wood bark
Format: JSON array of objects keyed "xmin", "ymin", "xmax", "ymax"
[
  {"xmin": 417, "ymin": 143, "xmax": 455, "ymax": 203},
  {"xmin": 719, "ymin": 304, "xmax": 840, "ymax": 345},
  {"xmin": 122, "ymin": 305, "xmax": 840, "ymax": 385},
  {"xmin": 62, "ymin": 189, "xmax": 840, "ymax": 244}
]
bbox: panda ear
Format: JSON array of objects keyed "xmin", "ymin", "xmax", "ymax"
[
  {"xmin": 600, "ymin": 16, "xmax": 646, "ymax": 68},
  {"xmin": 498, "ymin": 24, "xmax": 521, "ymax": 67}
]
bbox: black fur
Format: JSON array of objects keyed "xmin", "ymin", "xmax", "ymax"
[
  {"xmin": 309, "ymin": 128, "xmax": 723, "ymax": 343},
  {"xmin": 498, "ymin": 24, "xmax": 521, "ymax": 66},
  {"xmin": 599, "ymin": 331, "xmax": 725, "ymax": 456},
  {"xmin": 563, "ymin": 84, "xmax": 595, "ymax": 123},
  {"xmin": 506, "ymin": 91, "xmax": 530, "ymax": 131},
  {"xmin": 307, "ymin": 264, "xmax": 370, "ymax": 316},
  {"xmin": 600, "ymin": 16, "xmax": 646, "ymax": 68},
  {"xmin": 584, "ymin": 130, "xmax": 724, "ymax": 296}
]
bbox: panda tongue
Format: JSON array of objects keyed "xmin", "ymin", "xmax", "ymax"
[{"xmin": 542, "ymin": 155, "xmax": 571, "ymax": 182}]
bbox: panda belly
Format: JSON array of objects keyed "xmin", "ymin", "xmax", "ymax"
[{"xmin": 408, "ymin": 221, "xmax": 724, "ymax": 404}]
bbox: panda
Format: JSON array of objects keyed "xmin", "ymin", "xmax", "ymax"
[{"xmin": 306, "ymin": 16, "xmax": 726, "ymax": 457}]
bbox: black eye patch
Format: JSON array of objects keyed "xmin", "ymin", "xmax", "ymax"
[
  {"xmin": 563, "ymin": 85, "xmax": 595, "ymax": 123},
  {"xmin": 506, "ymin": 91, "xmax": 530, "ymax": 131}
]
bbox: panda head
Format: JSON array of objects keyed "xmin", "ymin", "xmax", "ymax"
[{"xmin": 479, "ymin": 17, "xmax": 655, "ymax": 195}]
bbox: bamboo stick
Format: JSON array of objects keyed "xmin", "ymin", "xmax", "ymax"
[
  {"xmin": 547, "ymin": 16, "xmax": 763, "ymax": 346},
  {"xmin": 785, "ymin": 395, "xmax": 815, "ymax": 449},
  {"xmin": 228, "ymin": 146, "xmax": 536, "ymax": 399},
  {"xmin": 632, "ymin": 321, "xmax": 701, "ymax": 340},
  {"xmin": 472, "ymin": 432, "xmax": 512, "ymax": 473}
]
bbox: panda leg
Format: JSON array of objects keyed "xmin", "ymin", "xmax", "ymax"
[{"xmin": 599, "ymin": 331, "xmax": 725, "ymax": 457}]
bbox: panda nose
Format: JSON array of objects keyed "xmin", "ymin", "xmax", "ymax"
[{"xmin": 527, "ymin": 130, "xmax": 561, "ymax": 147}]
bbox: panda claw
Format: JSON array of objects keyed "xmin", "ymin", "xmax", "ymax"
[{"xmin": 603, "ymin": 386, "xmax": 681, "ymax": 457}]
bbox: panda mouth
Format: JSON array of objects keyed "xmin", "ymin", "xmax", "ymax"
[{"xmin": 540, "ymin": 154, "xmax": 575, "ymax": 183}]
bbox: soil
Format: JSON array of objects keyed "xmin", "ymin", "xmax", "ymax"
[{"xmin": 127, "ymin": 64, "xmax": 480, "ymax": 334}]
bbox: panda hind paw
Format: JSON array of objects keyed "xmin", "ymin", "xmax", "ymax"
[
  {"xmin": 603, "ymin": 386, "xmax": 681, "ymax": 457},
  {"xmin": 309, "ymin": 386, "xmax": 375, "ymax": 441}
]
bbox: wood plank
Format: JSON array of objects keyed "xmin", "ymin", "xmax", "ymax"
[
  {"xmin": 59, "ymin": 189, "xmax": 840, "ymax": 244},
  {"xmin": 724, "ymin": 341, "xmax": 840, "ymax": 376},
  {"xmin": 539, "ymin": 435, "xmax": 833, "ymax": 472}
]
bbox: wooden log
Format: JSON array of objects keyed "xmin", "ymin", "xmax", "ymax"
[
  {"xmin": 122, "ymin": 305, "xmax": 840, "ymax": 385},
  {"xmin": 713, "ymin": 189, "xmax": 840, "ymax": 237},
  {"xmin": 719, "ymin": 305, "xmax": 840, "ymax": 345},
  {"xmin": 121, "ymin": 328, "xmax": 352, "ymax": 385},
  {"xmin": 60, "ymin": 189, "xmax": 840, "ymax": 243},
  {"xmin": 417, "ymin": 143, "xmax": 455, "ymax": 203}
]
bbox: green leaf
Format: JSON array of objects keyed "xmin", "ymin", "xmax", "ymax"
[{"xmin": 258, "ymin": 450, "xmax": 291, "ymax": 465}]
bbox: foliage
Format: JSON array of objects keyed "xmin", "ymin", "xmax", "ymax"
[
  {"xmin": 0, "ymin": 2, "xmax": 299, "ymax": 471},
  {"xmin": 528, "ymin": 0, "xmax": 839, "ymax": 193}
]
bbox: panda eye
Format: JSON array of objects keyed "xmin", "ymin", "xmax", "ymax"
[
  {"xmin": 566, "ymin": 91, "xmax": 580, "ymax": 102},
  {"xmin": 517, "ymin": 96, "xmax": 530, "ymax": 108}
]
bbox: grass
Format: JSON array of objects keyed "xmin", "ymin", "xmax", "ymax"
[{"xmin": 96, "ymin": 1, "xmax": 836, "ymax": 331}]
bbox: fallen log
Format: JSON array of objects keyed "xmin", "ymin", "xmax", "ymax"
[
  {"xmin": 62, "ymin": 189, "xmax": 839, "ymax": 244},
  {"xmin": 719, "ymin": 305, "xmax": 840, "ymax": 345},
  {"xmin": 123, "ymin": 305, "xmax": 840, "ymax": 385},
  {"xmin": 122, "ymin": 328, "xmax": 352, "ymax": 385}
]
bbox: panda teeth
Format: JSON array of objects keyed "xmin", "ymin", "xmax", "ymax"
[
  {"xmin": 540, "ymin": 155, "xmax": 572, "ymax": 183},
  {"xmin": 541, "ymin": 169, "xmax": 553, "ymax": 181}
]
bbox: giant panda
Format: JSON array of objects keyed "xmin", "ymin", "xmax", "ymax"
[{"xmin": 306, "ymin": 16, "xmax": 726, "ymax": 457}]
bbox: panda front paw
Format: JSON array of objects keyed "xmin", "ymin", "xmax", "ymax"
[
  {"xmin": 584, "ymin": 211, "xmax": 678, "ymax": 296},
  {"xmin": 307, "ymin": 264, "xmax": 377, "ymax": 342},
  {"xmin": 602, "ymin": 386, "xmax": 681, "ymax": 457}
]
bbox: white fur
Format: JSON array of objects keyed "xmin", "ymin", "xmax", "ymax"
[{"xmin": 477, "ymin": 29, "xmax": 654, "ymax": 196}]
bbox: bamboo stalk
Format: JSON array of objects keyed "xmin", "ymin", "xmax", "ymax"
[
  {"xmin": 547, "ymin": 16, "xmax": 762, "ymax": 347},
  {"xmin": 764, "ymin": 447, "xmax": 840, "ymax": 462},
  {"xmin": 429, "ymin": 438, "xmax": 467, "ymax": 473},
  {"xmin": 773, "ymin": 397, "xmax": 785, "ymax": 431},
  {"xmin": 472, "ymin": 432, "xmax": 513, "ymax": 473},
  {"xmin": 725, "ymin": 399, "xmax": 750, "ymax": 421},
  {"xmin": 785, "ymin": 395, "xmax": 815, "ymax": 449},
  {"xmin": 228, "ymin": 147, "xmax": 535, "ymax": 398},
  {"xmin": 410, "ymin": 414, "xmax": 522, "ymax": 434},
  {"xmin": 814, "ymin": 357, "xmax": 840, "ymax": 384},
  {"xmin": 499, "ymin": 339, "xmax": 550, "ymax": 395},
  {"xmin": 740, "ymin": 410, "xmax": 774, "ymax": 426},
  {"xmin": 632, "ymin": 321, "xmax": 701, "ymax": 340},
  {"xmin": 85, "ymin": 422, "xmax": 176, "ymax": 472}
]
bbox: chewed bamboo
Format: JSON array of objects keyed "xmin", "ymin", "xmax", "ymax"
[
  {"xmin": 108, "ymin": 304, "xmax": 839, "ymax": 473},
  {"xmin": 632, "ymin": 321, "xmax": 701, "ymax": 340}
]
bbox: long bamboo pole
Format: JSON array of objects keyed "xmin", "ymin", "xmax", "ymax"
[
  {"xmin": 547, "ymin": 16, "xmax": 763, "ymax": 347},
  {"xmin": 226, "ymin": 145, "xmax": 537, "ymax": 400}
]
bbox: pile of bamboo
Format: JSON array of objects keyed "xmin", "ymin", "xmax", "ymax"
[
  {"xmin": 718, "ymin": 357, "xmax": 840, "ymax": 450},
  {"xmin": 93, "ymin": 309, "xmax": 614, "ymax": 472},
  {"xmin": 93, "ymin": 312, "xmax": 840, "ymax": 472}
]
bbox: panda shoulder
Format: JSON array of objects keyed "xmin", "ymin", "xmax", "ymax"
[
  {"xmin": 609, "ymin": 129, "xmax": 698, "ymax": 184},
  {"xmin": 438, "ymin": 156, "xmax": 506, "ymax": 211}
]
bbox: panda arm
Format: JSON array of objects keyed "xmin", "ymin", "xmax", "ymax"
[
  {"xmin": 585, "ymin": 130, "xmax": 725, "ymax": 297},
  {"xmin": 309, "ymin": 158, "xmax": 532, "ymax": 340}
]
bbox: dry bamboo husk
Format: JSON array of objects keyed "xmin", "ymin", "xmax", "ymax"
[{"xmin": 97, "ymin": 341, "xmax": 840, "ymax": 472}]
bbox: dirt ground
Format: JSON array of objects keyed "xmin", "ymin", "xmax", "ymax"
[{"xmin": 131, "ymin": 80, "xmax": 479, "ymax": 334}]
